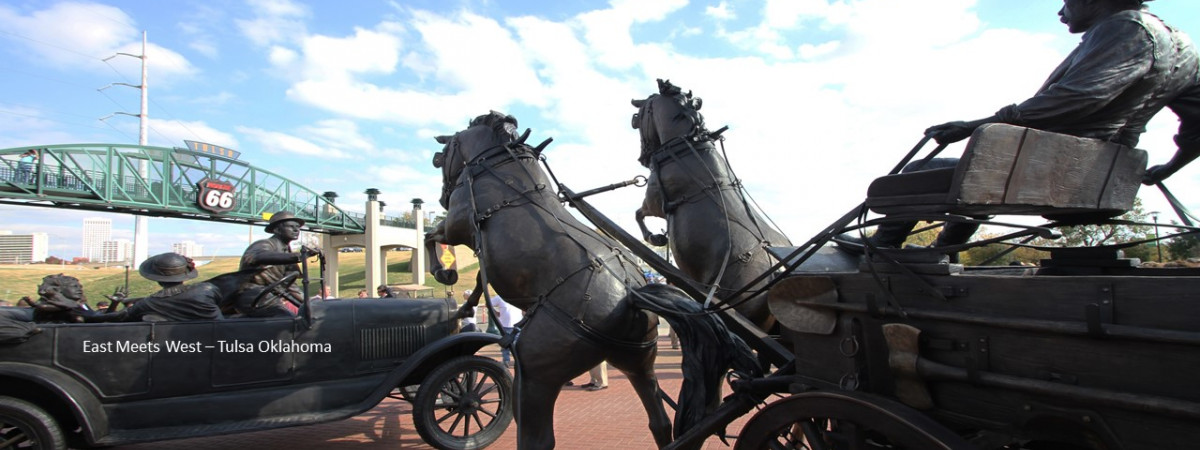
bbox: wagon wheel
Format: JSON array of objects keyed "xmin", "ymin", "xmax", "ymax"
[
  {"xmin": 413, "ymin": 356, "xmax": 514, "ymax": 450},
  {"xmin": 734, "ymin": 391, "xmax": 972, "ymax": 450},
  {"xmin": 0, "ymin": 396, "xmax": 66, "ymax": 450},
  {"xmin": 251, "ymin": 272, "xmax": 300, "ymax": 309}
]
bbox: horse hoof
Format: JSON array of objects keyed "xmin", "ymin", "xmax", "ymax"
[
  {"xmin": 454, "ymin": 304, "xmax": 475, "ymax": 319},
  {"xmin": 434, "ymin": 269, "xmax": 459, "ymax": 285},
  {"xmin": 648, "ymin": 234, "xmax": 669, "ymax": 247}
]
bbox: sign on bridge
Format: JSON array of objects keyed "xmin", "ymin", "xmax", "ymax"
[{"xmin": 197, "ymin": 177, "xmax": 236, "ymax": 213}]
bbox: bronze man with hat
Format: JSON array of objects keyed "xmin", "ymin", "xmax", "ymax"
[
  {"xmin": 236, "ymin": 211, "xmax": 321, "ymax": 317},
  {"xmin": 840, "ymin": 0, "xmax": 1199, "ymax": 253},
  {"xmin": 84, "ymin": 252, "xmax": 223, "ymax": 322}
]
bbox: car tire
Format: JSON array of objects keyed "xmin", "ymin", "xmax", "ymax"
[
  {"xmin": 413, "ymin": 355, "xmax": 513, "ymax": 450},
  {"xmin": 0, "ymin": 396, "xmax": 66, "ymax": 450}
]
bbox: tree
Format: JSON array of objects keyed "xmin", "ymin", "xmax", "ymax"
[
  {"xmin": 960, "ymin": 235, "xmax": 1048, "ymax": 266},
  {"xmin": 1046, "ymin": 197, "xmax": 1152, "ymax": 247},
  {"xmin": 1165, "ymin": 226, "xmax": 1200, "ymax": 260}
]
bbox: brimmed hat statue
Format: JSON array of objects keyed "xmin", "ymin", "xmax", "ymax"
[
  {"xmin": 264, "ymin": 211, "xmax": 305, "ymax": 233},
  {"xmin": 139, "ymin": 253, "xmax": 199, "ymax": 282}
]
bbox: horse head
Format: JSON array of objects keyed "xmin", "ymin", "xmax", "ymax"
[
  {"xmin": 631, "ymin": 78, "xmax": 707, "ymax": 167},
  {"xmin": 433, "ymin": 111, "xmax": 523, "ymax": 209}
]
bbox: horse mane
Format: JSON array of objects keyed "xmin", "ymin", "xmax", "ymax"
[
  {"xmin": 634, "ymin": 79, "xmax": 708, "ymax": 166},
  {"xmin": 435, "ymin": 111, "xmax": 529, "ymax": 209},
  {"xmin": 469, "ymin": 110, "xmax": 520, "ymax": 141}
]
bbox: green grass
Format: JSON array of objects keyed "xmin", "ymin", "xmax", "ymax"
[{"xmin": 0, "ymin": 247, "xmax": 481, "ymax": 308}]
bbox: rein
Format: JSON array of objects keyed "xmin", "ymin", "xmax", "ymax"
[
  {"xmin": 644, "ymin": 131, "xmax": 780, "ymax": 307},
  {"xmin": 449, "ymin": 135, "xmax": 657, "ymax": 350}
]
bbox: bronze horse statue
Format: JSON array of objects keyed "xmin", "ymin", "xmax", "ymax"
[
  {"xmin": 424, "ymin": 111, "xmax": 757, "ymax": 448},
  {"xmin": 632, "ymin": 79, "xmax": 792, "ymax": 330}
]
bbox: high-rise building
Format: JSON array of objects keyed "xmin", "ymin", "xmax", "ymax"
[
  {"xmin": 0, "ymin": 231, "xmax": 49, "ymax": 264},
  {"xmin": 172, "ymin": 241, "xmax": 203, "ymax": 258},
  {"xmin": 100, "ymin": 239, "xmax": 133, "ymax": 264},
  {"xmin": 82, "ymin": 217, "xmax": 112, "ymax": 262}
]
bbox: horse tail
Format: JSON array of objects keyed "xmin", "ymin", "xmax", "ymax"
[{"xmin": 630, "ymin": 283, "xmax": 760, "ymax": 439}]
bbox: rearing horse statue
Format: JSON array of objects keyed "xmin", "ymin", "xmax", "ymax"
[
  {"xmin": 633, "ymin": 79, "xmax": 792, "ymax": 330},
  {"xmin": 423, "ymin": 111, "xmax": 758, "ymax": 449}
]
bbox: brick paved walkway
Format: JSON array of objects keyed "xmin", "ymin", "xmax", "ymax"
[{"xmin": 117, "ymin": 326, "xmax": 752, "ymax": 450}]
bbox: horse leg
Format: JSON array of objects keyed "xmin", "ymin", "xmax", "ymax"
[
  {"xmin": 636, "ymin": 207, "xmax": 669, "ymax": 247},
  {"xmin": 454, "ymin": 275, "xmax": 484, "ymax": 320},
  {"xmin": 639, "ymin": 175, "xmax": 670, "ymax": 247},
  {"xmin": 611, "ymin": 355, "xmax": 673, "ymax": 448},
  {"xmin": 423, "ymin": 222, "xmax": 458, "ymax": 285},
  {"xmin": 510, "ymin": 324, "xmax": 601, "ymax": 449},
  {"xmin": 512, "ymin": 372, "xmax": 563, "ymax": 449}
]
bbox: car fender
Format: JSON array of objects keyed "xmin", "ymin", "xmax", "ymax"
[
  {"xmin": 0, "ymin": 362, "xmax": 109, "ymax": 445},
  {"xmin": 364, "ymin": 332, "xmax": 503, "ymax": 402},
  {"xmin": 398, "ymin": 331, "xmax": 502, "ymax": 379}
]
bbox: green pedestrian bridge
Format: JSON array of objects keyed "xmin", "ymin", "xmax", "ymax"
[{"xmin": 0, "ymin": 143, "xmax": 414, "ymax": 234}]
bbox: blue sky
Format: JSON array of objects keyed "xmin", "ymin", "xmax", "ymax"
[{"xmin": 1, "ymin": 0, "xmax": 1197, "ymax": 258}]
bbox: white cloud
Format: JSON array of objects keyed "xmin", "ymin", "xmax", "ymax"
[
  {"xmin": 706, "ymin": 2, "xmax": 735, "ymax": 20},
  {"xmin": 298, "ymin": 28, "xmax": 401, "ymax": 80},
  {"xmin": 576, "ymin": 0, "xmax": 687, "ymax": 70},
  {"xmin": 762, "ymin": 0, "xmax": 831, "ymax": 28},
  {"xmin": 178, "ymin": 18, "xmax": 219, "ymax": 59},
  {"xmin": 236, "ymin": 126, "xmax": 344, "ymax": 158},
  {"xmin": 236, "ymin": 0, "xmax": 309, "ymax": 47},
  {"xmin": 148, "ymin": 119, "xmax": 239, "ymax": 149},
  {"xmin": 0, "ymin": 2, "xmax": 195, "ymax": 82},
  {"xmin": 0, "ymin": 105, "xmax": 81, "ymax": 148},
  {"xmin": 798, "ymin": 40, "xmax": 840, "ymax": 59},
  {"xmin": 277, "ymin": 11, "xmax": 547, "ymax": 128},
  {"xmin": 300, "ymin": 119, "xmax": 374, "ymax": 154},
  {"xmin": 0, "ymin": 2, "xmax": 137, "ymax": 65},
  {"xmin": 268, "ymin": 46, "xmax": 298, "ymax": 66},
  {"xmin": 188, "ymin": 91, "xmax": 237, "ymax": 107}
]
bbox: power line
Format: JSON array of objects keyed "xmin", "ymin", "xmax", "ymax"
[
  {"xmin": 3, "ymin": 28, "xmax": 214, "ymax": 147},
  {"xmin": 0, "ymin": 29, "xmax": 102, "ymax": 61},
  {"xmin": 0, "ymin": 107, "xmax": 118, "ymax": 133}
]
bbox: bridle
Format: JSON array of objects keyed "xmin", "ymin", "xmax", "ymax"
[
  {"xmin": 437, "ymin": 120, "xmax": 656, "ymax": 350},
  {"xmin": 634, "ymin": 93, "xmax": 779, "ymax": 306}
]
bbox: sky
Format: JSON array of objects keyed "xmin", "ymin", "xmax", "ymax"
[{"xmin": 0, "ymin": 0, "xmax": 1197, "ymax": 258}]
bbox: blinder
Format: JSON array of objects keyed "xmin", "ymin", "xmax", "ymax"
[{"xmin": 433, "ymin": 151, "xmax": 444, "ymax": 169}]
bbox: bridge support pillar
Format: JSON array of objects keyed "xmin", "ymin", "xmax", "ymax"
[
  {"xmin": 364, "ymin": 191, "xmax": 384, "ymax": 297},
  {"xmin": 412, "ymin": 199, "xmax": 425, "ymax": 286},
  {"xmin": 321, "ymin": 233, "xmax": 340, "ymax": 296}
]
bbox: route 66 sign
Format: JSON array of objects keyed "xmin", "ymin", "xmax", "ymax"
[{"xmin": 197, "ymin": 177, "xmax": 236, "ymax": 213}]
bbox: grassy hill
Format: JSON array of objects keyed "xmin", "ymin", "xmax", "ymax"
[{"xmin": 0, "ymin": 247, "xmax": 480, "ymax": 309}]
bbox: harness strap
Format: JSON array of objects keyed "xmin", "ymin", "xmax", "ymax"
[
  {"xmin": 648, "ymin": 136, "xmax": 714, "ymax": 167},
  {"xmin": 538, "ymin": 299, "xmax": 656, "ymax": 350},
  {"xmin": 464, "ymin": 151, "xmax": 645, "ymax": 349},
  {"xmin": 664, "ymin": 182, "xmax": 739, "ymax": 213}
]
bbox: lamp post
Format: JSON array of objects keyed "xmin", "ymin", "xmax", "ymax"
[{"xmin": 1151, "ymin": 211, "xmax": 1162, "ymax": 262}]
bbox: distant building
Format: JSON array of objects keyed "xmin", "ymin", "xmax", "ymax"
[
  {"xmin": 82, "ymin": 217, "xmax": 112, "ymax": 262},
  {"xmin": 99, "ymin": 239, "xmax": 132, "ymax": 264},
  {"xmin": 172, "ymin": 241, "xmax": 203, "ymax": 258},
  {"xmin": 0, "ymin": 231, "xmax": 49, "ymax": 264}
]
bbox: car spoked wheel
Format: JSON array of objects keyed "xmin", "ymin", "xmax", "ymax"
[
  {"xmin": 413, "ymin": 356, "xmax": 513, "ymax": 450},
  {"xmin": 0, "ymin": 397, "xmax": 65, "ymax": 450}
]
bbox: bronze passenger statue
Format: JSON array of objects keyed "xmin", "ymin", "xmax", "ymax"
[{"xmin": 842, "ymin": 0, "xmax": 1199, "ymax": 251}]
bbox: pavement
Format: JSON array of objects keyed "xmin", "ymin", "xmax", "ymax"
[{"xmin": 116, "ymin": 324, "xmax": 750, "ymax": 450}]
